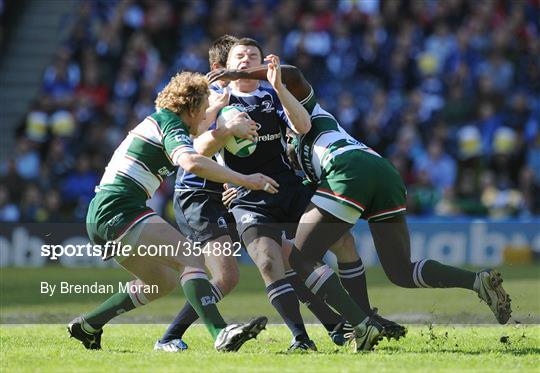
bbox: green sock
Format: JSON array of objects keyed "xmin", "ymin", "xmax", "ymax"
[
  {"xmin": 416, "ymin": 259, "xmax": 476, "ymax": 289},
  {"xmin": 83, "ymin": 280, "xmax": 149, "ymax": 329},
  {"xmin": 307, "ymin": 266, "xmax": 369, "ymax": 326},
  {"xmin": 83, "ymin": 280, "xmax": 150, "ymax": 330},
  {"xmin": 181, "ymin": 278, "xmax": 227, "ymax": 340}
]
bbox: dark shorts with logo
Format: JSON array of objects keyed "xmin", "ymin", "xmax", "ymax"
[
  {"xmin": 229, "ymin": 172, "xmax": 314, "ymax": 245},
  {"xmin": 174, "ymin": 190, "xmax": 239, "ymax": 245}
]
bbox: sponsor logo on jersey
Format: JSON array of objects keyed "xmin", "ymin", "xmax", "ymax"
[
  {"xmin": 240, "ymin": 213, "xmax": 255, "ymax": 224},
  {"xmin": 254, "ymin": 122, "xmax": 262, "ymax": 131},
  {"xmin": 235, "ymin": 101, "xmax": 275, "ymax": 114},
  {"xmin": 302, "ymin": 144, "xmax": 316, "ymax": 179},
  {"xmin": 260, "ymin": 100, "xmax": 275, "ymax": 113},
  {"xmin": 241, "ymin": 104, "xmax": 258, "ymax": 113},
  {"xmin": 217, "ymin": 216, "xmax": 228, "ymax": 229},
  {"xmin": 174, "ymin": 133, "xmax": 191, "ymax": 144},
  {"xmin": 257, "ymin": 132, "xmax": 281, "ymax": 142}
]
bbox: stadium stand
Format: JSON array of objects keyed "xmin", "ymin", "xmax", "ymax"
[{"xmin": 1, "ymin": 0, "xmax": 539, "ymax": 223}]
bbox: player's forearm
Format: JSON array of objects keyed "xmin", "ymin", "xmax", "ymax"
[
  {"xmin": 238, "ymin": 65, "xmax": 296, "ymax": 84},
  {"xmin": 274, "ymin": 84, "xmax": 311, "ymax": 134},
  {"xmin": 178, "ymin": 153, "xmax": 245, "ymax": 186},
  {"xmin": 196, "ymin": 104, "xmax": 223, "ymax": 136},
  {"xmin": 193, "ymin": 126, "xmax": 232, "ymax": 157},
  {"xmin": 238, "ymin": 65, "xmax": 312, "ymax": 102}
]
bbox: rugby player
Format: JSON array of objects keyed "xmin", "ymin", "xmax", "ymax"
[
  {"xmin": 210, "ymin": 58, "xmax": 513, "ymax": 350},
  {"xmin": 67, "ymin": 71, "xmax": 278, "ymax": 352},
  {"xmin": 155, "ymin": 36, "xmax": 353, "ymax": 353},
  {"xmin": 191, "ymin": 38, "xmax": 385, "ymax": 351}
]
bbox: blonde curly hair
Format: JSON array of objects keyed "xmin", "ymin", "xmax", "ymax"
[{"xmin": 155, "ymin": 71, "xmax": 209, "ymax": 116}]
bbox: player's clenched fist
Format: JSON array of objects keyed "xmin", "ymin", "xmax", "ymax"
[{"xmin": 225, "ymin": 112, "xmax": 258, "ymax": 142}]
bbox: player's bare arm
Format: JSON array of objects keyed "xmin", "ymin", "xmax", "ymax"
[
  {"xmin": 207, "ymin": 64, "xmax": 312, "ymax": 105},
  {"xmin": 176, "ymin": 152, "xmax": 278, "ymax": 194},
  {"xmin": 196, "ymin": 89, "xmax": 231, "ymax": 135},
  {"xmin": 264, "ymin": 54, "xmax": 311, "ymax": 134}
]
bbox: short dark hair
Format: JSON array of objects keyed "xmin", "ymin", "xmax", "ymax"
[
  {"xmin": 228, "ymin": 37, "xmax": 264, "ymax": 63},
  {"xmin": 208, "ymin": 35, "xmax": 238, "ymax": 67}
]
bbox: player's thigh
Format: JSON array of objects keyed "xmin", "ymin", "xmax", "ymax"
[
  {"xmin": 245, "ymin": 233, "xmax": 285, "ymax": 285},
  {"xmin": 135, "ymin": 215, "xmax": 206, "ymax": 271},
  {"xmin": 368, "ymin": 214, "xmax": 412, "ymax": 272},
  {"xmin": 204, "ymin": 235, "xmax": 239, "ymax": 294},
  {"xmin": 119, "ymin": 255, "xmax": 179, "ymax": 300},
  {"xmin": 294, "ymin": 203, "xmax": 353, "ymax": 261},
  {"xmin": 174, "ymin": 190, "xmax": 231, "ymax": 246}
]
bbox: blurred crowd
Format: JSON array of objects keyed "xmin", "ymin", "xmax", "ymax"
[{"xmin": 1, "ymin": 0, "xmax": 539, "ymax": 223}]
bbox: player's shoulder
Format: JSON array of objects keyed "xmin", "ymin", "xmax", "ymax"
[
  {"xmin": 258, "ymin": 82, "xmax": 276, "ymax": 96},
  {"xmin": 259, "ymin": 81, "xmax": 273, "ymax": 90},
  {"xmin": 151, "ymin": 108, "xmax": 190, "ymax": 134},
  {"xmin": 210, "ymin": 82, "xmax": 224, "ymax": 93}
]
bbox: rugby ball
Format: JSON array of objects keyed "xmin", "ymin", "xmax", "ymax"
[{"xmin": 216, "ymin": 105, "xmax": 257, "ymax": 157}]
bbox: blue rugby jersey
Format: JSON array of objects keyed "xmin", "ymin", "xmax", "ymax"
[{"xmin": 175, "ymin": 81, "xmax": 295, "ymax": 193}]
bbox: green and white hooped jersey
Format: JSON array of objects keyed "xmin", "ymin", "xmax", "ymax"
[
  {"xmin": 97, "ymin": 108, "xmax": 196, "ymax": 199},
  {"xmin": 296, "ymin": 89, "xmax": 381, "ymax": 182}
]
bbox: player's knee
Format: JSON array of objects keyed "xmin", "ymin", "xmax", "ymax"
[
  {"xmin": 249, "ymin": 238, "xmax": 280, "ymax": 277},
  {"xmin": 330, "ymin": 232, "xmax": 358, "ymax": 262},
  {"xmin": 257, "ymin": 255, "xmax": 276, "ymax": 277}
]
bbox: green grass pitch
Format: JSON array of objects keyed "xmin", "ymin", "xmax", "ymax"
[{"xmin": 1, "ymin": 264, "xmax": 539, "ymax": 371}]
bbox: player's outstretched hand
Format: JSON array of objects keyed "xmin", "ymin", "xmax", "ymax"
[
  {"xmin": 241, "ymin": 174, "xmax": 279, "ymax": 194},
  {"xmin": 209, "ymin": 89, "xmax": 230, "ymax": 110},
  {"xmin": 206, "ymin": 68, "xmax": 240, "ymax": 84},
  {"xmin": 225, "ymin": 112, "xmax": 258, "ymax": 142},
  {"xmin": 265, "ymin": 54, "xmax": 283, "ymax": 91},
  {"xmin": 222, "ymin": 184, "xmax": 238, "ymax": 208}
]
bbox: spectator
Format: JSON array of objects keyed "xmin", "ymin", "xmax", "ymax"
[
  {"xmin": 488, "ymin": 127, "xmax": 523, "ymax": 188},
  {"xmin": 60, "ymin": 152, "xmax": 98, "ymax": 206},
  {"xmin": 42, "ymin": 189, "xmax": 64, "ymax": 222},
  {"xmin": 6, "ymin": 138, "xmax": 41, "ymax": 181},
  {"xmin": 10, "ymin": 0, "xmax": 540, "ymax": 221},
  {"xmin": 335, "ymin": 91, "xmax": 360, "ymax": 135},
  {"xmin": 414, "ymin": 140, "xmax": 457, "ymax": 193},
  {"xmin": 20, "ymin": 184, "xmax": 45, "ymax": 222},
  {"xmin": 477, "ymin": 50, "xmax": 514, "ymax": 94},
  {"xmin": 0, "ymin": 185, "xmax": 20, "ymax": 222},
  {"xmin": 42, "ymin": 47, "xmax": 80, "ymax": 108},
  {"xmin": 481, "ymin": 171, "xmax": 524, "ymax": 219}
]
